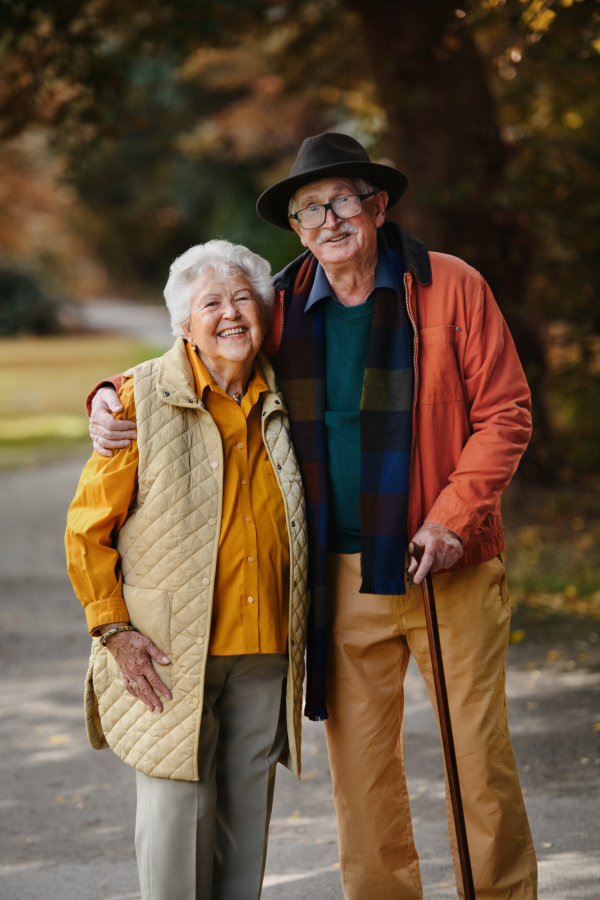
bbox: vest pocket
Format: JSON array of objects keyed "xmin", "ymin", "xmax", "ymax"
[
  {"xmin": 417, "ymin": 326, "xmax": 463, "ymax": 404},
  {"xmin": 121, "ymin": 584, "xmax": 172, "ymax": 689}
]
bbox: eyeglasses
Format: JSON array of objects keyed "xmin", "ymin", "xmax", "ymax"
[{"xmin": 289, "ymin": 191, "xmax": 378, "ymax": 230}]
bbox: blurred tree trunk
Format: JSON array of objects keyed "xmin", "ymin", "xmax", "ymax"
[{"xmin": 346, "ymin": 0, "xmax": 555, "ymax": 477}]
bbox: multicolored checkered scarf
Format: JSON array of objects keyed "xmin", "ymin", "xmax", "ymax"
[{"xmin": 275, "ymin": 246, "xmax": 413, "ymax": 721}]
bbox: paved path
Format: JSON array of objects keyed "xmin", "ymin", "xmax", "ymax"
[
  {"xmin": 0, "ymin": 458, "xmax": 599, "ymax": 899},
  {"xmin": 78, "ymin": 299, "xmax": 174, "ymax": 349}
]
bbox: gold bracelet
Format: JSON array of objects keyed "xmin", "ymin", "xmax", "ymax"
[{"xmin": 99, "ymin": 625, "xmax": 135, "ymax": 646}]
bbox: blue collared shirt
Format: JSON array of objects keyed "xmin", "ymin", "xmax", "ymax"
[{"xmin": 304, "ymin": 238, "xmax": 397, "ymax": 311}]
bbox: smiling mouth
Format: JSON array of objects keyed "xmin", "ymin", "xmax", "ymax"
[
  {"xmin": 327, "ymin": 233, "xmax": 351, "ymax": 243},
  {"xmin": 218, "ymin": 326, "xmax": 248, "ymax": 338}
]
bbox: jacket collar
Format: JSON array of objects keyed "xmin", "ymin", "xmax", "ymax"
[
  {"xmin": 382, "ymin": 222, "xmax": 431, "ymax": 286},
  {"xmin": 273, "ymin": 222, "xmax": 431, "ymax": 297}
]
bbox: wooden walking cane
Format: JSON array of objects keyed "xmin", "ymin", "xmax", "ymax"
[{"xmin": 408, "ymin": 542, "xmax": 476, "ymax": 900}]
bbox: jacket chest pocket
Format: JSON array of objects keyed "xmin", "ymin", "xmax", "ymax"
[{"xmin": 417, "ymin": 326, "xmax": 463, "ymax": 404}]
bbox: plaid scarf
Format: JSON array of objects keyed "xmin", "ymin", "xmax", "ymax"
[{"xmin": 275, "ymin": 248, "xmax": 413, "ymax": 721}]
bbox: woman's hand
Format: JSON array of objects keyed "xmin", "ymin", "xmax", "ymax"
[
  {"xmin": 103, "ymin": 626, "xmax": 172, "ymax": 712},
  {"xmin": 90, "ymin": 387, "xmax": 137, "ymax": 458}
]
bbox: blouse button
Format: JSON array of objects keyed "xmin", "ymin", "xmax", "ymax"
[
  {"xmin": 237, "ymin": 442, "xmax": 244, "ymax": 449},
  {"xmin": 241, "ymin": 480, "xmax": 247, "ymax": 485},
  {"xmin": 245, "ymin": 516, "xmax": 251, "ymax": 523},
  {"xmin": 248, "ymin": 596, "xmax": 254, "ymax": 603},
  {"xmin": 248, "ymin": 557, "xmax": 254, "ymax": 563}
]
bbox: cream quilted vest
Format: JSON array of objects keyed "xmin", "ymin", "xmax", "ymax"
[{"xmin": 84, "ymin": 338, "xmax": 309, "ymax": 781}]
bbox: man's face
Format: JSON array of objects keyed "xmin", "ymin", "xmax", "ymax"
[{"xmin": 289, "ymin": 177, "xmax": 388, "ymax": 267}]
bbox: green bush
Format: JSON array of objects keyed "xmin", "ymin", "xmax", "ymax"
[{"xmin": 0, "ymin": 270, "xmax": 61, "ymax": 337}]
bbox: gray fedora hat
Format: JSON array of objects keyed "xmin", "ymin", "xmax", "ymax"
[{"xmin": 256, "ymin": 132, "xmax": 408, "ymax": 231}]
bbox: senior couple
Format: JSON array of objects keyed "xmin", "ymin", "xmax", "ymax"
[{"xmin": 66, "ymin": 133, "xmax": 538, "ymax": 900}]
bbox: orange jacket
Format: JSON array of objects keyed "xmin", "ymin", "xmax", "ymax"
[
  {"xmin": 403, "ymin": 250, "xmax": 531, "ymax": 570},
  {"xmin": 87, "ymin": 226, "xmax": 531, "ymax": 573}
]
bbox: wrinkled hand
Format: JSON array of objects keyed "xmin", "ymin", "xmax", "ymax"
[
  {"xmin": 407, "ymin": 521, "xmax": 463, "ymax": 584},
  {"xmin": 104, "ymin": 627, "xmax": 171, "ymax": 712},
  {"xmin": 90, "ymin": 387, "xmax": 137, "ymax": 458}
]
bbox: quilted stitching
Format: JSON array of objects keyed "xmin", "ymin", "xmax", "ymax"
[{"xmin": 84, "ymin": 342, "xmax": 309, "ymax": 781}]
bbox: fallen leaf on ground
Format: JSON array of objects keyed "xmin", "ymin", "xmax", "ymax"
[{"xmin": 46, "ymin": 734, "xmax": 71, "ymax": 745}]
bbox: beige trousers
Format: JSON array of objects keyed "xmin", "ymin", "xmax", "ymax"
[
  {"xmin": 324, "ymin": 553, "xmax": 537, "ymax": 900},
  {"xmin": 135, "ymin": 653, "xmax": 288, "ymax": 900}
]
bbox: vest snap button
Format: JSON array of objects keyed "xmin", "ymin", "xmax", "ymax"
[
  {"xmin": 191, "ymin": 697, "xmax": 199, "ymax": 706},
  {"xmin": 196, "ymin": 636, "xmax": 204, "ymax": 645},
  {"xmin": 163, "ymin": 391, "xmax": 170, "ymax": 397},
  {"xmin": 211, "ymin": 461, "xmax": 218, "ymax": 469},
  {"xmin": 208, "ymin": 517, "xmax": 217, "ymax": 526},
  {"xmin": 275, "ymin": 400, "xmax": 280, "ymax": 405},
  {"xmin": 202, "ymin": 577, "xmax": 210, "ymax": 585}
]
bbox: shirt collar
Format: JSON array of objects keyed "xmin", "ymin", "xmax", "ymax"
[
  {"xmin": 304, "ymin": 232, "xmax": 398, "ymax": 312},
  {"xmin": 185, "ymin": 342, "xmax": 269, "ymax": 406}
]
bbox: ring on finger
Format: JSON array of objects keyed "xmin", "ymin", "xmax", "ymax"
[{"xmin": 128, "ymin": 681, "xmax": 137, "ymax": 689}]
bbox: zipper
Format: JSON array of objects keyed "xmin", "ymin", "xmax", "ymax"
[{"xmin": 404, "ymin": 271, "xmax": 418, "ymax": 473}]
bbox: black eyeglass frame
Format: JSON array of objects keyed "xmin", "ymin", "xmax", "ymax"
[{"xmin": 289, "ymin": 191, "xmax": 379, "ymax": 230}]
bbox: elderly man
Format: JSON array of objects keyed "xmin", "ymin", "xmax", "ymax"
[{"xmin": 88, "ymin": 133, "xmax": 537, "ymax": 899}]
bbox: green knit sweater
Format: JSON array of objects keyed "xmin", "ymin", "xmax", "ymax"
[{"xmin": 324, "ymin": 295, "xmax": 375, "ymax": 553}]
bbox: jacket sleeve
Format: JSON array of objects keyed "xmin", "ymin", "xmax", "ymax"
[
  {"xmin": 262, "ymin": 290, "xmax": 285, "ymax": 360},
  {"xmin": 86, "ymin": 375, "xmax": 125, "ymax": 417},
  {"xmin": 425, "ymin": 277, "xmax": 532, "ymax": 543}
]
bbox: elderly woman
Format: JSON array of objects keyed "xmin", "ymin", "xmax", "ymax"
[{"xmin": 65, "ymin": 240, "xmax": 308, "ymax": 900}]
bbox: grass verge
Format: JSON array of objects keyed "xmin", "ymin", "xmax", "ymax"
[
  {"xmin": 503, "ymin": 477, "xmax": 600, "ymax": 618},
  {"xmin": 0, "ymin": 334, "xmax": 165, "ymax": 469}
]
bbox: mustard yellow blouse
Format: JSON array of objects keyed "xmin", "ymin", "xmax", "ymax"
[{"xmin": 65, "ymin": 344, "xmax": 290, "ymax": 655}]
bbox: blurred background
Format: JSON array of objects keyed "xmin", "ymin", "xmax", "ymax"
[
  {"xmin": 1, "ymin": 0, "xmax": 600, "ymax": 609},
  {"xmin": 0, "ymin": 3, "xmax": 599, "ymax": 897}
]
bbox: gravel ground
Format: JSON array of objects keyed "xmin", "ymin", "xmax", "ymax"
[{"xmin": 0, "ymin": 457, "xmax": 598, "ymax": 899}]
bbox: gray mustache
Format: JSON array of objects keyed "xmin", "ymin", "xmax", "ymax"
[{"xmin": 316, "ymin": 222, "xmax": 358, "ymax": 245}]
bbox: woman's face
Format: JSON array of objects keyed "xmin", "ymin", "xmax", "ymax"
[{"xmin": 183, "ymin": 270, "xmax": 266, "ymax": 369}]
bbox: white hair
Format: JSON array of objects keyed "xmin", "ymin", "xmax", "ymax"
[
  {"xmin": 288, "ymin": 176, "xmax": 379, "ymax": 217},
  {"xmin": 163, "ymin": 239, "xmax": 275, "ymax": 337}
]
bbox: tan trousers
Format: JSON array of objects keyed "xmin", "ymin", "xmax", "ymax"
[
  {"xmin": 135, "ymin": 653, "xmax": 288, "ymax": 900},
  {"xmin": 324, "ymin": 553, "xmax": 537, "ymax": 900}
]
